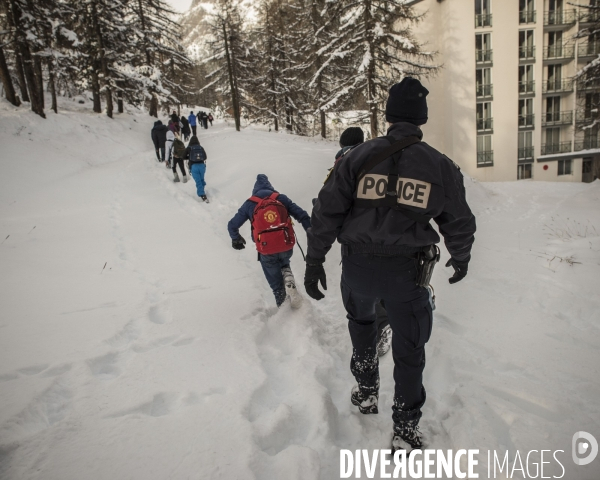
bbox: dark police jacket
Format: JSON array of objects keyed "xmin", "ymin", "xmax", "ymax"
[{"xmin": 307, "ymin": 122, "xmax": 476, "ymax": 262}]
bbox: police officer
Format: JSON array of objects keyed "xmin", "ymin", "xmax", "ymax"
[{"xmin": 304, "ymin": 78, "xmax": 476, "ymax": 453}]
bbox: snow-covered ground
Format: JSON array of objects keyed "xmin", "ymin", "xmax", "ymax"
[{"xmin": 0, "ymin": 99, "xmax": 599, "ymax": 480}]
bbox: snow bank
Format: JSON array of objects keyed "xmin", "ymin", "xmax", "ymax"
[{"xmin": 0, "ymin": 98, "xmax": 599, "ymax": 479}]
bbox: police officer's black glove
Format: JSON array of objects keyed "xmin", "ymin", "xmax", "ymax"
[
  {"xmin": 232, "ymin": 236, "xmax": 246, "ymax": 250},
  {"xmin": 445, "ymin": 256, "xmax": 470, "ymax": 284},
  {"xmin": 304, "ymin": 256, "xmax": 327, "ymax": 300}
]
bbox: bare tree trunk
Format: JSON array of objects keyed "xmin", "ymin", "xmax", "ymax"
[
  {"xmin": 320, "ymin": 110, "xmax": 326, "ymax": 139},
  {"xmin": 117, "ymin": 89, "xmax": 123, "ymax": 113},
  {"xmin": 364, "ymin": 0, "xmax": 377, "ymax": 139},
  {"xmin": 91, "ymin": 64, "xmax": 102, "ymax": 113},
  {"xmin": 33, "ymin": 55, "xmax": 44, "ymax": 110},
  {"xmin": 0, "ymin": 45, "xmax": 20, "ymax": 106},
  {"xmin": 48, "ymin": 60, "xmax": 57, "ymax": 113},
  {"xmin": 15, "ymin": 56, "xmax": 29, "ymax": 102},
  {"xmin": 223, "ymin": 21, "xmax": 240, "ymax": 131},
  {"xmin": 91, "ymin": 1, "xmax": 113, "ymax": 118}
]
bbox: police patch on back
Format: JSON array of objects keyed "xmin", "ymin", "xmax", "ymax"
[{"xmin": 357, "ymin": 174, "xmax": 431, "ymax": 209}]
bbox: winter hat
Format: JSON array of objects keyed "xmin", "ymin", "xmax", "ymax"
[
  {"xmin": 385, "ymin": 77, "xmax": 429, "ymax": 125},
  {"xmin": 339, "ymin": 127, "xmax": 364, "ymax": 148}
]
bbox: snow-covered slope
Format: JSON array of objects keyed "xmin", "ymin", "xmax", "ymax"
[{"xmin": 0, "ymin": 99, "xmax": 599, "ymax": 480}]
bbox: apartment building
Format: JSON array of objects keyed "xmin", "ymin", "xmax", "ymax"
[{"xmin": 410, "ymin": 0, "xmax": 600, "ymax": 182}]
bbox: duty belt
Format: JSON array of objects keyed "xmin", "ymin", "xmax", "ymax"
[{"xmin": 341, "ymin": 243, "xmax": 428, "ymax": 258}]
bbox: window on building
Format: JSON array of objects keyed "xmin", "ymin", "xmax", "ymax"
[
  {"xmin": 519, "ymin": 65, "xmax": 535, "ymax": 93},
  {"xmin": 518, "ymin": 131, "xmax": 534, "ymax": 158},
  {"xmin": 546, "ymin": 64, "xmax": 562, "ymax": 89},
  {"xmin": 583, "ymin": 124, "xmax": 600, "ymax": 149},
  {"xmin": 518, "ymin": 163, "xmax": 533, "ymax": 179},
  {"xmin": 477, "ymin": 102, "xmax": 493, "ymax": 130},
  {"xmin": 519, "ymin": 98, "xmax": 534, "ymax": 126},
  {"xmin": 476, "ymin": 33, "xmax": 492, "ymax": 52},
  {"xmin": 545, "ymin": 96, "xmax": 561, "ymax": 122},
  {"xmin": 558, "ymin": 159, "xmax": 572, "ymax": 175},
  {"xmin": 546, "ymin": 127, "xmax": 561, "ymax": 145},
  {"xmin": 548, "ymin": 0, "xmax": 563, "ymax": 12},
  {"xmin": 519, "ymin": 30, "xmax": 535, "ymax": 56},
  {"xmin": 476, "ymin": 68, "xmax": 492, "ymax": 96},
  {"xmin": 475, "ymin": 0, "xmax": 491, "ymax": 15},
  {"xmin": 477, "ymin": 135, "xmax": 493, "ymax": 166}
]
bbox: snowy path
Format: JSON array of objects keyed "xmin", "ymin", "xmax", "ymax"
[{"xmin": 1, "ymin": 102, "xmax": 599, "ymax": 479}]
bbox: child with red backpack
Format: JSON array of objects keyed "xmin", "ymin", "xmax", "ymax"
[{"xmin": 228, "ymin": 174, "xmax": 311, "ymax": 308}]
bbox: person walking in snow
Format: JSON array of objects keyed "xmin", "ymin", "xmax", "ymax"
[
  {"xmin": 228, "ymin": 174, "xmax": 311, "ymax": 308},
  {"xmin": 304, "ymin": 78, "xmax": 476, "ymax": 454},
  {"xmin": 165, "ymin": 126, "xmax": 175, "ymax": 168},
  {"xmin": 199, "ymin": 111, "xmax": 209, "ymax": 130},
  {"xmin": 171, "ymin": 133, "xmax": 188, "ymax": 183},
  {"xmin": 181, "ymin": 115, "xmax": 191, "ymax": 141},
  {"xmin": 170, "ymin": 111, "xmax": 180, "ymax": 133},
  {"xmin": 185, "ymin": 135, "xmax": 209, "ymax": 202},
  {"xmin": 151, "ymin": 120, "xmax": 169, "ymax": 162},
  {"xmin": 188, "ymin": 111, "xmax": 197, "ymax": 136},
  {"xmin": 207, "ymin": 112, "xmax": 214, "ymax": 126}
]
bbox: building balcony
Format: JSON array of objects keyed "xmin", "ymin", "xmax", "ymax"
[
  {"xmin": 518, "ymin": 114, "xmax": 535, "ymax": 129},
  {"xmin": 519, "ymin": 10, "xmax": 536, "ymax": 24},
  {"xmin": 541, "ymin": 141, "xmax": 572, "ymax": 155},
  {"xmin": 476, "ymin": 117, "xmax": 493, "ymax": 132},
  {"xmin": 543, "ymin": 10, "xmax": 577, "ymax": 28},
  {"xmin": 475, "ymin": 14, "xmax": 492, "ymax": 28},
  {"xmin": 476, "ymin": 84, "xmax": 493, "ymax": 99},
  {"xmin": 518, "ymin": 146, "xmax": 535, "ymax": 161},
  {"xmin": 519, "ymin": 46, "xmax": 536, "ymax": 62},
  {"xmin": 477, "ymin": 151, "xmax": 494, "ymax": 167},
  {"xmin": 578, "ymin": 42, "xmax": 600, "ymax": 59},
  {"xmin": 475, "ymin": 49, "xmax": 493, "ymax": 65},
  {"xmin": 575, "ymin": 109, "xmax": 596, "ymax": 125},
  {"xmin": 543, "ymin": 79, "xmax": 574, "ymax": 94},
  {"xmin": 579, "ymin": 9, "xmax": 600, "ymax": 24},
  {"xmin": 542, "ymin": 110, "xmax": 573, "ymax": 126},
  {"xmin": 577, "ymin": 79, "xmax": 600, "ymax": 91},
  {"xmin": 574, "ymin": 138, "xmax": 600, "ymax": 151},
  {"xmin": 519, "ymin": 81, "xmax": 535, "ymax": 96},
  {"xmin": 543, "ymin": 45, "xmax": 575, "ymax": 62}
]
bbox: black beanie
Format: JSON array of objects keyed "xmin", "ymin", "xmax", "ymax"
[
  {"xmin": 339, "ymin": 127, "xmax": 364, "ymax": 148},
  {"xmin": 385, "ymin": 77, "xmax": 429, "ymax": 125}
]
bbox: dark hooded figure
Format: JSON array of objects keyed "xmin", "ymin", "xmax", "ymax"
[
  {"xmin": 151, "ymin": 120, "xmax": 169, "ymax": 161},
  {"xmin": 180, "ymin": 116, "xmax": 191, "ymax": 141},
  {"xmin": 227, "ymin": 174, "xmax": 311, "ymax": 308},
  {"xmin": 185, "ymin": 135, "xmax": 209, "ymax": 202}
]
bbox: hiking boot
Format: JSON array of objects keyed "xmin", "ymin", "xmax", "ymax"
[
  {"xmin": 200, "ymin": 195, "xmax": 209, "ymax": 203},
  {"xmin": 351, "ymin": 385, "xmax": 378, "ymax": 414},
  {"xmin": 173, "ymin": 171, "xmax": 180, "ymax": 182},
  {"xmin": 392, "ymin": 421, "xmax": 424, "ymax": 454},
  {"xmin": 182, "ymin": 175, "xmax": 188, "ymax": 183},
  {"xmin": 281, "ymin": 266, "xmax": 302, "ymax": 309}
]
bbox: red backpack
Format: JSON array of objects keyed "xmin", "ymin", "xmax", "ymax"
[{"xmin": 249, "ymin": 193, "xmax": 295, "ymax": 255}]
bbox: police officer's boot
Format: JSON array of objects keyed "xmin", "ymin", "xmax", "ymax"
[
  {"xmin": 391, "ymin": 388, "xmax": 426, "ymax": 453},
  {"xmin": 281, "ymin": 266, "xmax": 302, "ymax": 309},
  {"xmin": 392, "ymin": 419, "xmax": 423, "ymax": 454},
  {"xmin": 351, "ymin": 385, "xmax": 378, "ymax": 414}
]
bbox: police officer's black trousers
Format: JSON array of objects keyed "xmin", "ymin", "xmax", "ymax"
[{"xmin": 341, "ymin": 253, "xmax": 432, "ymax": 420}]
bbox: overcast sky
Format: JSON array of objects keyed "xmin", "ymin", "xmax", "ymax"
[{"xmin": 166, "ymin": 0, "xmax": 192, "ymax": 13}]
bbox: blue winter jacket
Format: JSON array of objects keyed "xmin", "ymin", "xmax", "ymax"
[
  {"xmin": 227, "ymin": 174, "xmax": 311, "ymax": 240},
  {"xmin": 188, "ymin": 113, "xmax": 197, "ymax": 127}
]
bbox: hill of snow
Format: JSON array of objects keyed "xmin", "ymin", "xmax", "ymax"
[{"xmin": 0, "ymin": 99, "xmax": 599, "ymax": 479}]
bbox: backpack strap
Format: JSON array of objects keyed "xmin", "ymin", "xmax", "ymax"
[
  {"xmin": 268, "ymin": 192, "xmax": 279, "ymax": 200},
  {"xmin": 357, "ymin": 136, "xmax": 421, "ymax": 183},
  {"xmin": 249, "ymin": 196, "xmax": 263, "ymax": 203}
]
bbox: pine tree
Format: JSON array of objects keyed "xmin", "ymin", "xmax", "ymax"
[
  {"xmin": 326, "ymin": 0, "xmax": 436, "ymax": 138},
  {"xmin": 203, "ymin": 0, "xmax": 254, "ymax": 131}
]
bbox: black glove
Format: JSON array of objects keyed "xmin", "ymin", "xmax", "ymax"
[
  {"xmin": 232, "ymin": 236, "xmax": 246, "ymax": 250},
  {"xmin": 304, "ymin": 256, "xmax": 327, "ymax": 300},
  {"xmin": 445, "ymin": 256, "xmax": 470, "ymax": 284}
]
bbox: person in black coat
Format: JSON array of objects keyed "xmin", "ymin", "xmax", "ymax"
[
  {"xmin": 305, "ymin": 78, "xmax": 476, "ymax": 454},
  {"xmin": 180, "ymin": 116, "xmax": 191, "ymax": 141},
  {"xmin": 198, "ymin": 111, "xmax": 209, "ymax": 129},
  {"xmin": 151, "ymin": 120, "xmax": 169, "ymax": 161}
]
